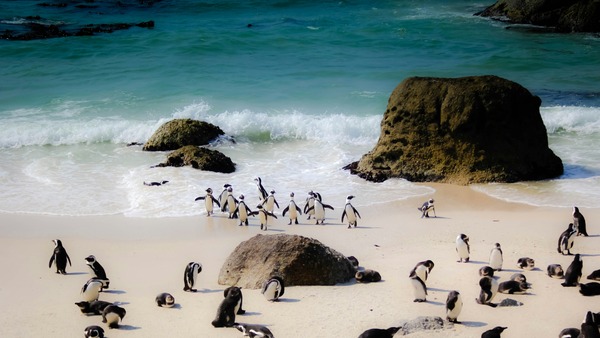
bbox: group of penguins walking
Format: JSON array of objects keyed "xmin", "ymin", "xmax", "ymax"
[{"xmin": 194, "ymin": 177, "xmax": 361, "ymax": 229}]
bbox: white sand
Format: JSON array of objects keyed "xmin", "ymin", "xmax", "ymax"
[{"xmin": 0, "ymin": 183, "xmax": 598, "ymax": 338}]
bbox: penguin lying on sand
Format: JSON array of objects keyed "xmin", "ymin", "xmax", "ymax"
[{"xmin": 358, "ymin": 327, "xmax": 401, "ymax": 338}]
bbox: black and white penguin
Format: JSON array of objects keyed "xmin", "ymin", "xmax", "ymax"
[
  {"xmin": 489, "ymin": 243, "xmax": 503, "ymax": 271},
  {"xmin": 410, "ymin": 275, "xmax": 427, "ymax": 302},
  {"xmin": 456, "ymin": 234, "xmax": 470, "ymax": 263},
  {"xmin": 234, "ymin": 195, "xmax": 256, "ymax": 226},
  {"xmin": 261, "ymin": 189, "xmax": 279, "ymax": 214},
  {"xmin": 510, "ymin": 273, "xmax": 527, "ymax": 283},
  {"xmin": 559, "ymin": 328, "xmax": 580, "ymax": 338},
  {"xmin": 418, "ymin": 198, "xmax": 435, "ymax": 218},
  {"xmin": 84, "ymin": 325, "xmax": 105, "ymax": 338},
  {"xmin": 479, "ymin": 266, "xmax": 494, "ymax": 278},
  {"xmin": 498, "ymin": 280, "xmax": 530, "ymax": 294},
  {"xmin": 358, "ymin": 327, "xmax": 401, "ymax": 338},
  {"xmin": 356, "ymin": 269, "xmax": 382, "ymax": 283},
  {"xmin": 341, "ymin": 195, "xmax": 361, "ymax": 228},
  {"xmin": 262, "ymin": 276, "xmax": 285, "ymax": 301},
  {"xmin": 84, "ymin": 255, "xmax": 109, "ymax": 290},
  {"xmin": 304, "ymin": 190, "xmax": 316, "ymax": 220},
  {"xmin": 562, "ymin": 254, "xmax": 583, "ymax": 287},
  {"xmin": 183, "ymin": 262, "xmax": 202, "ymax": 292},
  {"xmin": 282, "ymin": 192, "xmax": 303, "ymax": 225},
  {"xmin": 218, "ymin": 184, "xmax": 232, "ymax": 212},
  {"xmin": 155, "ymin": 293, "xmax": 175, "ymax": 307},
  {"xmin": 558, "ymin": 223, "xmax": 577, "ymax": 255},
  {"xmin": 573, "ymin": 206, "xmax": 589, "ymax": 237},
  {"xmin": 101, "ymin": 304, "xmax": 126, "ymax": 329},
  {"xmin": 348, "ymin": 256, "xmax": 359, "ymax": 270},
  {"xmin": 81, "ymin": 278, "xmax": 103, "ymax": 302},
  {"xmin": 48, "ymin": 239, "xmax": 71, "ymax": 274},
  {"xmin": 195, "ymin": 188, "xmax": 220, "ymax": 217},
  {"xmin": 516, "ymin": 257, "xmax": 535, "ymax": 270},
  {"xmin": 547, "ymin": 264, "xmax": 564, "ymax": 279},
  {"xmin": 587, "ymin": 269, "xmax": 600, "ymax": 280},
  {"xmin": 581, "ymin": 311, "xmax": 600, "ymax": 338},
  {"xmin": 481, "ymin": 326, "xmax": 507, "ymax": 338},
  {"xmin": 75, "ymin": 300, "xmax": 112, "ymax": 315},
  {"xmin": 446, "ymin": 291, "xmax": 463, "ymax": 323},
  {"xmin": 305, "ymin": 193, "xmax": 334, "ymax": 225},
  {"xmin": 143, "ymin": 180, "xmax": 168, "ymax": 186},
  {"xmin": 579, "ymin": 282, "xmax": 600, "ymax": 296},
  {"xmin": 236, "ymin": 324, "xmax": 275, "ymax": 338},
  {"xmin": 256, "ymin": 204, "xmax": 277, "ymax": 231},
  {"xmin": 254, "ymin": 177, "xmax": 268, "ymax": 202},
  {"xmin": 222, "ymin": 186, "xmax": 239, "ymax": 218},
  {"xmin": 212, "ymin": 286, "xmax": 243, "ymax": 327},
  {"xmin": 224, "ymin": 286, "xmax": 245, "ymax": 315},
  {"xmin": 476, "ymin": 276, "xmax": 498, "ymax": 307},
  {"xmin": 409, "ymin": 260, "xmax": 434, "ymax": 283}
]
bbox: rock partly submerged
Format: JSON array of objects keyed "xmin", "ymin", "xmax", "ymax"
[
  {"xmin": 345, "ymin": 75, "xmax": 563, "ymax": 185},
  {"xmin": 154, "ymin": 145, "xmax": 235, "ymax": 173},
  {"xmin": 143, "ymin": 119, "xmax": 225, "ymax": 152}
]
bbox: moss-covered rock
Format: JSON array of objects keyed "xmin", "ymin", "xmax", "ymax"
[
  {"xmin": 143, "ymin": 119, "xmax": 224, "ymax": 151},
  {"xmin": 345, "ymin": 75, "xmax": 563, "ymax": 185},
  {"xmin": 155, "ymin": 145, "xmax": 235, "ymax": 173}
]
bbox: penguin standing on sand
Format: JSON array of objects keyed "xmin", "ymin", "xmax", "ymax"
[
  {"xmin": 234, "ymin": 195, "xmax": 256, "ymax": 226},
  {"xmin": 85, "ymin": 255, "xmax": 109, "ymax": 290},
  {"xmin": 562, "ymin": 254, "xmax": 583, "ymax": 287},
  {"xmin": 49, "ymin": 239, "xmax": 71, "ymax": 274},
  {"xmin": 81, "ymin": 279, "xmax": 103, "ymax": 302},
  {"xmin": 304, "ymin": 190, "xmax": 316, "ymax": 220},
  {"xmin": 446, "ymin": 291, "xmax": 463, "ymax": 323},
  {"xmin": 254, "ymin": 177, "xmax": 268, "ymax": 202},
  {"xmin": 418, "ymin": 199, "xmax": 435, "ymax": 218},
  {"xmin": 101, "ymin": 305, "xmax": 126, "ymax": 329},
  {"xmin": 262, "ymin": 189, "xmax": 280, "ymax": 214},
  {"xmin": 581, "ymin": 311, "xmax": 600, "ymax": 338},
  {"xmin": 256, "ymin": 204, "xmax": 277, "ymax": 231},
  {"xmin": 211, "ymin": 286, "xmax": 243, "ymax": 327},
  {"xmin": 410, "ymin": 275, "xmax": 427, "ymax": 302},
  {"xmin": 409, "ymin": 260, "xmax": 434, "ymax": 284},
  {"xmin": 306, "ymin": 193, "xmax": 334, "ymax": 225},
  {"xmin": 195, "ymin": 188, "xmax": 220, "ymax": 217},
  {"xmin": 573, "ymin": 206, "xmax": 589, "ymax": 236},
  {"xmin": 456, "ymin": 234, "xmax": 470, "ymax": 263},
  {"xmin": 341, "ymin": 195, "xmax": 361, "ymax": 228},
  {"xmin": 84, "ymin": 325, "xmax": 105, "ymax": 338},
  {"xmin": 558, "ymin": 223, "xmax": 577, "ymax": 255},
  {"xmin": 183, "ymin": 262, "xmax": 202, "ymax": 292},
  {"xmin": 222, "ymin": 186, "xmax": 239, "ymax": 218},
  {"xmin": 482, "ymin": 326, "xmax": 507, "ymax": 338},
  {"xmin": 489, "ymin": 243, "xmax": 503, "ymax": 271},
  {"xmin": 223, "ymin": 286, "xmax": 245, "ymax": 314},
  {"xmin": 218, "ymin": 184, "xmax": 231, "ymax": 212},
  {"xmin": 476, "ymin": 276, "xmax": 498, "ymax": 307},
  {"xmin": 262, "ymin": 276, "xmax": 285, "ymax": 302},
  {"xmin": 282, "ymin": 192, "xmax": 302, "ymax": 225}
]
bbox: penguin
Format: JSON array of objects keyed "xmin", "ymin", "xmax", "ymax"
[
  {"xmin": 101, "ymin": 304, "xmax": 126, "ymax": 329},
  {"xmin": 304, "ymin": 190, "xmax": 316, "ymax": 220},
  {"xmin": 212, "ymin": 286, "xmax": 243, "ymax": 327},
  {"xmin": 358, "ymin": 327, "xmax": 401, "ymax": 338},
  {"xmin": 143, "ymin": 180, "xmax": 168, "ymax": 186},
  {"xmin": 218, "ymin": 184, "xmax": 232, "ymax": 212},
  {"xmin": 558, "ymin": 223, "xmax": 576, "ymax": 255},
  {"xmin": 155, "ymin": 293, "xmax": 175, "ymax": 307},
  {"xmin": 84, "ymin": 255, "xmax": 109, "ymax": 290},
  {"xmin": 234, "ymin": 195, "xmax": 256, "ymax": 226},
  {"xmin": 418, "ymin": 198, "xmax": 435, "ymax": 218},
  {"xmin": 84, "ymin": 325, "xmax": 105, "ymax": 338},
  {"xmin": 579, "ymin": 282, "xmax": 600, "ymax": 296},
  {"xmin": 224, "ymin": 286, "xmax": 245, "ymax": 314},
  {"xmin": 562, "ymin": 254, "xmax": 583, "ymax": 287},
  {"xmin": 261, "ymin": 189, "xmax": 279, "ymax": 214},
  {"xmin": 516, "ymin": 257, "xmax": 535, "ymax": 270},
  {"xmin": 195, "ymin": 188, "xmax": 220, "ymax": 217},
  {"xmin": 262, "ymin": 276, "xmax": 285, "ymax": 301},
  {"xmin": 75, "ymin": 300, "xmax": 112, "ymax": 315},
  {"xmin": 256, "ymin": 204, "xmax": 277, "ymax": 231},
  {"xmin": 456, "ymin": 234, "xmax": 470, "ymax": 263},
  {"xmin": 409, "ymin": 260, "xmax": 434, "ymax": 283},
  {"xmin": 481, "ymin": 326, "xmax": 507, "ymax": 338},
  {"xmin": 183, "ymin": 262, "xmax": 202, "ymax": 292},
  {"xmin": 81, "ymin": 278, "xmax": 103, "ymax": 302},
  {"xmin": 222, "ymin": 186, "xmax": 239, "ymax": 218},
  {"xmin": 559, "ymin": 328, "xmax": 580, "ymax": 338},
  {"xmin": 547, "ymin": 264, "xmax": 564, "ymax": 279},
  {"xmin": 581, "ymin": 311, "xmax": 600, "ymax": 338},
  {"xmin": 476, "ymin": 276, "xmax": 498, "ymax": 307},
  {"xmin": 498, "ymin": 280, "xmax": 529, "ymax": 294},
  {"xmin": 573, "ymin": 206, "xmax": 588, "ymax": 237},
  {"xmin": 282, "ymin": 192, "xmax": 302, "ymax": 225},
  {"xmin": 341, "ymin": 195, "xmax": 361, "ymax": 228},
  {"xmin": 348, "ymin": 256, "xmax": 359, "ymax": 270},
  {"xmin": 510, "ymin": 273, "xmax": 527, "ymax": 283},
  {"xmin": 236, "ymin": 324, "xmax": 275, "ymax": 338},
  {"xmin": 48, "ymin": 239, "xmax": 71, "ymax": 274},
  {"xmin": 489, "ymin": 243, "xmax": 503, "ymax": 271},
  {"xmin": 587, "ymin": 269, "xmax": 600, "ymax": 280},
  {"xmin": 479, "ymin": 266, "xmax": 494, "ymax": 278},
  {"xmin": 410, "ymin": 275, "xmax": 427, "ymax": 302},
  {"xmin": 305, "ymin": 194, "xmax": 334, "ymax": 225},
  {"xmin": 445, "ymin": 291, "xmax": 463, "ymax": 323},
  {"xmin": 254, "ymin": 177, "xmax": 268, "ymax": 202},
  {"xmin": 356, "ymin": 269, "xmax": 382, "ymax": 283}
]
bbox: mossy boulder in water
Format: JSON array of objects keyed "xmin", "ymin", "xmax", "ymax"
[
  {"xmin": 345, "ymin": 75, "xmax": 563, "ymax": 185},
  {"xmin": 155, "ymin": 145, "xmax": 235, "ymax": 173},
  {"xmin": 143, "ymin": 119, "xmax": 224, "ymax": 151}
]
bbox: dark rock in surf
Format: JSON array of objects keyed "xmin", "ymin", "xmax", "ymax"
[
  {"xmin": 155, "ymin": 145, "xmax": 235, "ymax": 173},
  {"xmin": 143, "ymin": 119, "xmax": 224, "ymax": 151},
  {"xmin": 345, "ymin": 76, "xmax": 563, "ymax": 185}
]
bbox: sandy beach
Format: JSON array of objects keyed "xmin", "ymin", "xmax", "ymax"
[{"xmin": 0, "ymin": 183, "xmax": 598, "ymax": 338}]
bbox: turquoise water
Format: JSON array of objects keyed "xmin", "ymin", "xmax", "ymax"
[{"xmin": 1, "ymin": 0, "xmax": 599, "ymax": 216}]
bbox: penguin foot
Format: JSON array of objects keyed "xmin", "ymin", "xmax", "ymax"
[
  {"xmin": 288, "ymin": 220, "xmax": 292, "ymax": 225},
  {"xmin": 260, "ymin": 224, "xmax": 263, "ymax": 230},
  {"xmin": 486, "ymin": 303, "xmax": 497, "ymax": 308},
  {"xmin": 348, "ymin": 225, "xmax": 351, "ymax": 229}
]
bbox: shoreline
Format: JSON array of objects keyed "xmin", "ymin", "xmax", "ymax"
[{"xmin": 0, "ymin": 183, "xmax": 597, "ymax": 337}]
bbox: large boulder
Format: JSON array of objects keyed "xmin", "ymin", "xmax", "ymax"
[
  {"xmin": 346, "ymin": 76, "xmax": 563, "ymax": 185},
  {"xmin": 218, "ymin": 234, "xmax": 355, "ymax": 288},
  {"xmin": 154, "ymin": 145, "xmax": 235, "ymax": 173},
  {"xmin": 475, "ymin": 0, "xmax": 600, "ymax": 33},
  {"xmin": 143, "ymin": 119, "xmax": 224, "ymax": 151}
]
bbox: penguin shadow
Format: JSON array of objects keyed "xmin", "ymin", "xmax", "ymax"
[
  {"xmin": 427, "ymin": 216, "xmax": 450, "ymax": 220},
  {"xmin": 585, "ymin": 235, "xmax": 600, "ymax": 238},
  {"xmin": 466, "ymin": 261, "xmax": 488, "ymax": 265},
  {"xmin": 240, "ymin": 311, "xmax": 262, "ymax": 316},
  {"xmin": 103, "ymin": 290, "xmax": 126, "ymax": 294},
  {"xmin": 580, "ymin": 253, "xmax": 600, "ymax": 257},
  {"xmin": 496, "ymin": 269, "xmax": 521, "ymax": 273},
  {"xmin": 424, "ymin": 300, "xmax": 444, "ymax": 306},
  {"xmin": 170, "ymin": 303, "xmax": 182, "ymax": 309},
  {"xmin": 264, "ymin": 228, "xmax": 286, "ymax": 232},
  {"xmin": 113, "ymin": 301, "xmax": 130, "ymax": 306},
  {"xmin": 278, "ymin": 298, "xmax": 300, "ymax": 303},
  {"xmin": 196, "ymin": 288, "xmax": 225, "ymax": 294},
  {"xmin": 428, "ymin": 287, "xmax": 452, "ymax": 292},
  {"xmin": 459, "ymin": 321, "xmax": 487, "ymax": 328},
  {"xmin": 65, "ymin": 272, "xmax": 89, "ymax": 275},
  {"xmin": 117, "ymin": 324, "xmax": 141, "ymax": 331},
  {"xmin": 353, "ymin": 226, "xmax": 383, "ymax": 229}
]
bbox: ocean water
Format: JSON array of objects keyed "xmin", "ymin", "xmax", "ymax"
[{"xmin": 1, "ymin": 0, "xmax": 599, "ymax": 217}]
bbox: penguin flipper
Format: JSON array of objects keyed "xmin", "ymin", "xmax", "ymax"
[
  {"xmin": 306, "ymin": 206, "xmax": 314, "ymax": 213},
  {"xmin": 266, "ymin": 211, "xmax": 278, "ymax": 219},
  {"xmin": 274, "ymin": 199, "xmax": 279, "ymax": 209},
  {"xmin": 282, "ymin": 206, "xmax": 289, "ymax": 217},
  {"xmin": 323, "ymin": 204, "xmax": 335, "ymax": 210},
  {"xmin": 341, "ymin": 210, "xmax": 346, "ymax": 223},
  {"xmin": 294, "ymin": 205, "xmax": 302, "ymax": 215},
  {"xmin": 409, "ymin": 267, "xmax": 417, "ymax": 278},
  {"xmin": 248, "ymin": 211, "xmax": 259, "ymax": 217},
  {"xmin": 195, "ymin": 196, "xmax": 206, "ymax": 201},
  {"xmin": 353, "ymin": 207, "xmax": 361, "ymax": 219},
  {"xmin": 213, "ymin": 199, "xmax": 221, "ymax": 208},
  {"xmin": 49, "ymin": 254, "xmax": 55, "ymax": 268},
  {"xmin": 66, "ymin": 251, "xmax": 72, "ymax": 266},
  {"xmin": 447, "ymin": 296, "xmax": 457, "ymax": 311}
]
